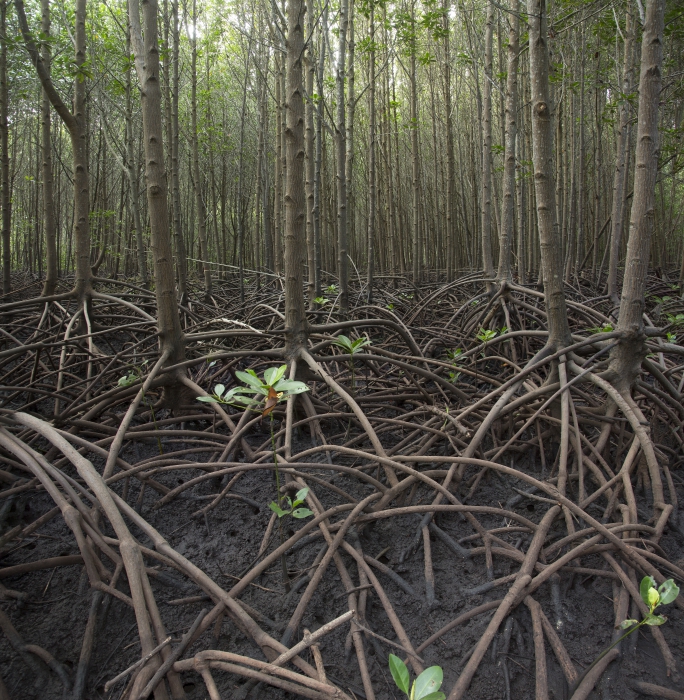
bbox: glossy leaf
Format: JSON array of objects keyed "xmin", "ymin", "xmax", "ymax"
[
  {"xmin": 264, "ymin": 365, "xmax": 287, "ymax": 387},
  {"xmin": 269, "ymin": 502, "xmax": 288, "ymax": 518},
  {"xmin": 214, "ymin": 384, "xmax": 225, "ymax": 397},
  {"xmin": 640, "ymin": 576, "xmax": 656, "ymax": 606},
  {"xmin": 657, "ymin": 579, "xmax": 680, "ymax": 606},
  {"xmin": 419, "ymin": 694, "xmax": 446, "ymax": 700},
  {"xmin": 235, "ymin": 370, "xmax": 264, "ymax": 390},
  {"xmin": 644, "ymin": 614, "xmax": 667, "ymax": 626},
  {"xmin": 197, "ymin": 395, "xmax": 218, "ymax": 403},
  {"xmin": 292, "ymin": 507, "xmax": 314, "ymax": 519},
  {"xmin": 389, "ymin": 654, "xmax": 410, "ymax": 695},
  {"xmin": 295, "ymin": 488, "xmax": 309, "ymax": 503},
  {"xmin": 619, "ymin": 619, "xmax": 639, "ymax": 629},
  {"xmin": 414, "ymin": 666, "xmax": 443, "ymax": 700},
  {"xmin": 274, "ymin": 379, "xmax": 310, "ymax": 394}
]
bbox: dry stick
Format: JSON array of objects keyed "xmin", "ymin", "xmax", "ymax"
[
  {"xmin": 524, "ymin": 597, "xmax": 549, "ymax": 700},
  {"xmin": 12, "ymin": 414, "xmax": 166, "ymax": 699},
  {"xmin": 136, "ymin": 608, "xmax": 209, "ymax": 700},
  {"xmin": 303, "ymin": 628, "xmax": 327, "ymax": 684},
  {"xmin": 300, "ymin": 348, "xmax": 399, "ymax": 486},
  {"xmin": 446, "ymin": 505, "xmax": 560, "ymax": 700},
  {"xmin": 104, "ymin": 637, "xmax": 173, "ymax": 692},
  {"xmin": 102, "ymin": 349, "xmax": 171, "ymax": 480}
]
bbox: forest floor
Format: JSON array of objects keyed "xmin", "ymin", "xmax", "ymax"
[{"xmin": 0, "ymin": 271, "xmax": 683, "ymax": 700}]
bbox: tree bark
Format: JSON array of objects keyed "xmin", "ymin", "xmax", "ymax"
[
  {"xmin": 1, "ymin": 2, "xmax": 10, "ymax": 296},
  {"xmin": 608, "ymin": 0, "xmax": 665, "ymax": 391},
  {"xmin": 366, "ymin": 5, "xmax": 376, "ymax": 303},
  {"xmin": 305, "ymin": 0, "xmax": 315, "ymax": 306},
  {"xmin": 527, "ymin": 0, "xmax": 571, "ymax": 349},
  {"xmin": 336, "ymin": 0, "xmax": 349, "ymax": 313},
  {"xmin": 190, "ymin": 0, "xmax": 212, "ymax": 298},
  {"xmin": 480, "ymin": 0, "xmax": 495, "ymax": 283},
  {"xmin": 16, "ymin": 0, "xmax": 92, "ymax": 305},
  {"xmin": 283, "ymin": 0, "xmax": 308, "ymax": 356},
  {"xmin": 39, "ymin": 0, "xmax": 57, "ymax": 296},
  {"xmin": 497, "ymin": 0, "xmax": 519, "ymax": 283},
  {"xmin": 129, "ymin": 0, "xmax": 185, "ymax": 371},
  {"xmin": 607, "ymin": 8, "xmax": 635, "ymax": 305},
  {"xmin": 410, "ymin": 2, "xmax": 421, "ymax": 286}
]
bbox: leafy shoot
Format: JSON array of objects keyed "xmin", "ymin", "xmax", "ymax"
[{"xmin": 388, "ymin": 654, "xmax": 445, "ymax": 700}]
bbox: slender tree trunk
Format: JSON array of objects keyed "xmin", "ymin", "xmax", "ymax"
[
  {"xmin": 39, "ymin": 0, "xmax": 57, "ymax": 296},
  {"xmin": 171, "ymin": 0, "xmax": 187, "ymax": 301},
  {"xmin": 336, "ymin": 0, "xmax": 349, "ymax": 313},
  {"xmin": 190, "ymin": 0, "xmax": 211, "ymax": 298},
  {"xmin": 366, "ymin": 5, "xmax": 376, "ymax": 302},
  {"xmin": 274, "ymin": 55, "xmax": 283, "ymax": 276},
  {"xmin": 129, "ymin": 0, "xmax": 185, "ymax": 368},
  {"xmin": 607, "ymin": 8, "xmax": 635, "ymax": 305},
  {"xmin": 125, "ymin": 12, "xmax": 148, "ymax": 288},
  {"xmin": 608, "ymin": 0, "xmax": 665, "ymax": 391},
  {"xmin": 313, "ymin": 6, "xmax": 326, "ymax": 299},
  {"xmin": 284, "ymin": 0, "xmax": 308, "ymax": 356},
  {"xmin": 527, "ymin": 0, "xmax": 571, "ymax": 349},
  {"xmin": 479, "ymin": 0, "xmax": 495, "ymax": 285},
  {"xmin": 410, "ymin": 2, "xmax": 421, "ymax": 285},
  {"xmin": 236, "ymin": 36, "xmax": 251, "ymax": 304},
  {"xmin": 574, "ymin": 25, "xmax": 586, "ymax": 276},
  {"xmin": 497, "ymin": 0, "xmax": 519, "ymax": 283},
  {"xmin": 305, "ymin": 0, "xmax": 315, "ymax": 306},
  {"xmin": 516, "ymin": 80, "xmax": 526, "ymax": 284},
  {"xmin": 1, "ymin": 1, "xmax": 10, "ymax": 296},
  {"xmin": 444, "ymin": 0, "xmax": 455, "ymax": 282}
]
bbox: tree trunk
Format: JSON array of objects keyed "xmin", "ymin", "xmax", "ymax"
[
  {"xmin": 305, "ymin": 0, "xmax": 315, "ymax": 306},
  {"xmin": 608, "ymin": 0, "xmax": 665, "ymax": 391},
  {"xmin": 410, "ymin": 2, "xmax": 421, "ymax": 286},
  {"xmin": 607, "ymin": 8, "xmax": 635, "ymax": 305},
  {"xmin": 190, "ymin": 0, "xmax": 212, "ymax": 298},
  {"xmin": 283, "ymin": 0, "xmax": 308, "ymax": 356},
  {"xmin": 443, "ymin": 0, "xmax": 455, "ymax": 282},
  {"xmin": 1, "ymin": 1, "xmax": 10, "ymax": 296},
  {"xmin": 171, "ymin": 0, "xmax": 187, "ymax": 301},
  {"xmin": 527, "ymin": 0, "xmax": 571, "ymax": 349},
  {"xmin": 39, "ymin": 0, "xmax": 57, "ymax": 296},
  {"xmin": 129, "ymin": 0, "xmax": 185, "ymax": 370},
  {"xmin": 497, "ymin": 0, "xmax": 519, "ymax": 283},
  {"xmin": 366, "ymin": 6, "xmax": 376, "ymax": 303},
  {"xmin": 336, "ymin": 0, "xmax": 349, "ymax": 313},
  {"xmin": 480, "ymin": 0, "xmax": 495, "ymax": 283}
]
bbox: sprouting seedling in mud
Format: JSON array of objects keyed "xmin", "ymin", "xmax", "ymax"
[
  {"xmin": 587, "ymin": 323, "xmax": 614, "ymax": 334},
  {"xmin": 326, "ymin": 283, "xmax": 338, "ymax": 294},
  {"xmin": 446, "ymin": 348, "xmax": 463, "ymax": 361},
  {"xmin": 117, "ymin": 360, "xmax": 163, "ymax": 454},
  {"xmin": 475, "ymin": 328, "xmax": 497, "ymax": 343},
  {"xmin": 314, "ymin": 296, "xmax": 328, "ymax": 305},
  {"xmin": 571, "ymin": 576, "xmax": 680, "ymax": 694},
  {"xmin": 332, "ymin": 334, "xmax": 371, "ymax": 395},
  {"xmin": 389, "ymin": 654, "xmax": 445, "ymax": 700},
  {"xmin": 269, "ymin": 486, "xmax": 313, "ymax": 520}
]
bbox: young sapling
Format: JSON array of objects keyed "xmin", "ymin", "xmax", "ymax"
[{"xmin": 388, "ymin": 654, "xmax": 445, "ymax": 700}]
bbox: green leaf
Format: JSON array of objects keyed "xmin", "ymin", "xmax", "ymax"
[
  {"xmin": 619, "ymin": 619, "xmax": 639, "ymax": 629},
  {"xmin": 419, "ymin": 694, "xmax": 446, "ymax": 700},
  {"xmin": 644, "ymin": 614, "xmax": 667, "ymax": 626},
  {"xmin": 333, "ymin": 335, "xmax": 354, "ymax": 353},
  {"xmin": 214, "ymin": 384, "xmax": 225, "ymax": 397},
  {"xmin": 292, "ymin": 507, "xmax": 314, "ymax": 519},
  {"xmin": 295, "ymin": 487, "xmax": 309, "ymax": 503},
  {"xmin": 235, "ymin": 370, "xmax": 264, "ymax": 391},
  {"xmin": 269, "ymin": 502, "xmax": 288, "ymax": 518},
  {"xmin": 657, "ymin": 579, "xmax": 680, "ymax": 606},
  {"xmin": 274, "ymin": 379, "xmax": 310, "ymax": 395},
  {"xmin": 640, "ymin": 576, "xmax": 656, "ymax": 606},
  {"xmin": 264, "ymin": 365, "xmax": 287, "ymax": 387},
  {"xmin": 414, "ymin": 666, "xmax": 443, "ymax": 700},
  {"xmin": 197, "ymin": 395, "xmax": 218, "ymax": 403},
  {"xmin": 389, "ymin": 654, "xmax": 410, "ymax": 695}
]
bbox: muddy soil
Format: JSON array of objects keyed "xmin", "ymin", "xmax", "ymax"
[{"xmin": 1, "ymin": 414, "xmax": 683, "ymax": 700}]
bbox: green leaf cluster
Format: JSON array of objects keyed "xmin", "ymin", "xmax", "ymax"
[
  {"xmin": 389, "ymin": 655, "xmax": 445, "ymax": 700},
  {"xmin": 332, "ymin": 334, "xmax": 371, "ymax": 355},
  {"xmin": 269, "ymin": 487, "xmax": 313, "ymax": 520}
]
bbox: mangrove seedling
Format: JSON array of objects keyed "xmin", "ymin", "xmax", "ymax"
[
  {"xmin": 332, "ymin": 334, "xmax": 371, "ymax": 395},
  {"xmin": 269, "ymin": 487, "xmax": 313, "ymax": 520},
  {"xmin": 475, "ymin": 328, "xmax": 497, "ymax": 343},
  {"xmin": 571, "ymin": 576, "xmax": 680, "ymax": 694},
  {"xmin": 389, "ymin": 654, "xmax": 445, "ymax": 700}
]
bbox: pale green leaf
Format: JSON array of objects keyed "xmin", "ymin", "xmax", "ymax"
[{"xmin": 389, "ymin": 654, "xmax": 410, "ymax": 695}]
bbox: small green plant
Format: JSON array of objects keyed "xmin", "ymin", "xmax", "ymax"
[
  {"xmin": 665, "ymin": 312, "xmax": 684, "ymax": 327},
  {"xmin": 326, "ymin": 283, "xmax": 338, "ymax": 294},
  {"xmin": 666, "ymin": 332, "xmax": 677, "ymax": 343},
  {"xmin": 446, "ymin": 348, "xmax": 463, "ymax": 361},
  {"xmin": 387, "ymin": 303, "xmax": 395, "ymax": 310},
  {"xmin": 476, "ymin": 328, "xmax": 498, "ymax": 343},
  {"xmin": 389, "ymin": 654, "xmax": 445, "ymax": 700},
  {"xmin": 118, "ymin": 361, "xmax": 163, "ymax": 454},
  {"xmin": 314, "ymin": 296, "xmax": 328, "ymax": 305},
  {"xmin": 269, "ymin": 486, "xmax": 313, "ymax": 519},
  {"xmin": 571, "ymin": 576, "xmax": 679, "ymax": 694},
  {"xmin": 332, "ymin": 334, "xmax": 371, "ymax": 395},
  {"xmin": 587, "ymin": 323, "xmax": 614, "ymax": 334},
  {"xmin": 448, "ymin": 370, "xmax": 461, "ymax": 383}
]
